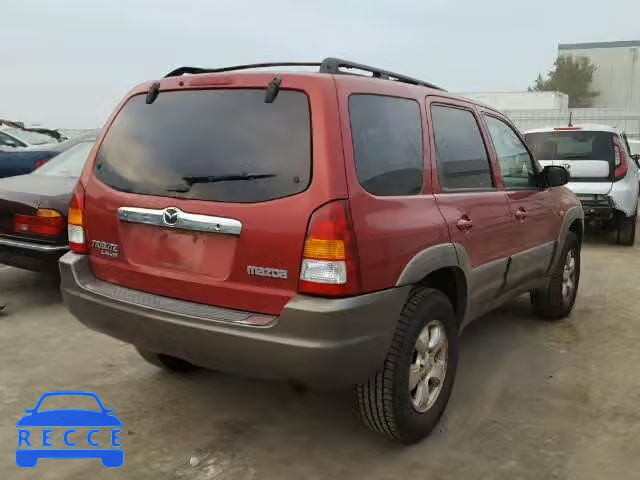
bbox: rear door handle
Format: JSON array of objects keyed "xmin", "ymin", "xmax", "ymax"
[
  {"xmin": 515, "ymin": 208, "xmax": 527, "ymax": 221},
  {"xmin": 456, "ymin": 217, "xmax": 473, "ymax": 231}
]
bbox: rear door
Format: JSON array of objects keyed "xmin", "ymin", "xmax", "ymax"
[
  {"xmin": 524, "ymin": 129, "xmax": 615, "ymax": 194},
  {"xmin": 482, "ymin": 113, "xmax": 558, "ymax": 289},
  {"xmin": 83, "ymin": 77, "xmax": 345, "ymax": 316},
  {"xmin": 426, "ymin": 98, "xmax": 512, "ymax": 319}
]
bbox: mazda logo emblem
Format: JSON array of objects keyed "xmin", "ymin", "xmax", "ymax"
[{"xmin": 162, "ymin": 207, "xmax": 180, "ymax": 226}]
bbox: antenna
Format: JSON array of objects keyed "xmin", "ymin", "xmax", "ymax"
[{"xmin": 568, "ymin": 111, "xmax": 573, "ymax": 127}]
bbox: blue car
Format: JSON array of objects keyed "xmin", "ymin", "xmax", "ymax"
[
  {"xmin": 0, "ymin": 130, "xmax": 98, "ymax": 179},
  {"xmin": 16, "ymin": 391, "xmax": 123, "ymax": 468}
]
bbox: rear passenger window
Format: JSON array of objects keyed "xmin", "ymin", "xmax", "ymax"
[
  {"xmin": 349, "ymin": 95, "xmax": 423, "ymax": 196},
  {"xmin": 431, "ymin": 105, "xmax": 493, "ymax": 190}
]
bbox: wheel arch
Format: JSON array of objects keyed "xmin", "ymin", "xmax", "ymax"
[
  {"xmin": 396, "ymin": 243, "xmax": 470, "ymax": 327},
  {"xmin": 550, "ymin": 206, "xmax": 584, "ymax": 272},
  {"xmin": 569, "ymin": 217, "xmax": 584, "ymax": 246}
]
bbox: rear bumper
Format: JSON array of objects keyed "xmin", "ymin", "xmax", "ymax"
[
  {"xmin": 0, "ymin": 237, "xmax": 67, "ymax": 272},
  {"xmin": 577, "ymin": 196, "xmax": 615, "ymax": 219},
  {"xmin": 59, "ymin": 253, "xmax": 410, "ymax": 385}
]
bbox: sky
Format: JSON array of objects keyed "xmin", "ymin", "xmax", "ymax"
[{"xmin": 2, "ymin": 0, "xmax": 639, "ymax": 128}]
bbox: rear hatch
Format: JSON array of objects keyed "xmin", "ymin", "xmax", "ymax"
[
  {"xmin": 525, "ymin": 129, "xmax": 616, "ymax": 194},
  {"xmin": 84, "ymin": 80, "xmax": 342, "ymax": 315}
]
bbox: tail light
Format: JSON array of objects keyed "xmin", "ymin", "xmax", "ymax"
[
  {"xmin": 299, "ymin": 200, "xmax": 361, "ymax": 297},
  {"xmin": 32, "ymin": 158, "xmax": 50, "ymax": 170},
  {"xmin": 68, "ymin": 183, "xmax": 87, "ymax": 253},
  {"xmin": 613, "ymin": 137, "xmax": 628, "ymax": 181},
  {"xmin": 13, "ymin": 209, "xmax": 63, "ymax": 236}
]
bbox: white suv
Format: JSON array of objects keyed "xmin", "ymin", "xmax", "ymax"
[{"xmin": 525, "ymin": 124, "xmax": 639, "ymax": 245}]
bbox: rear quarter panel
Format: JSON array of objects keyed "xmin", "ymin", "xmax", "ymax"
[
  {"xmin": 335, "ymin": 78, "xmax": 450, "ymax": 292},
  {"xmin": 611, "ymin": 155, "xmax": 639, "ymax": 216}
]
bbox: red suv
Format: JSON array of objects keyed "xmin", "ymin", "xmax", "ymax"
[{"xmin": 60, "ymin": 58, "xmax": 583, "ymax": 443}]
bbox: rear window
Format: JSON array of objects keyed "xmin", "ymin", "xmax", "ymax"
[
  {"xmin": 35, "ymin": 141, "xmax": 94, "ymax": 177},
  {"xmin": 524, "ymin": 131, "xmax": 614, "ymax": 162},
  {"xmin": 95, "ymin": 89, "xmax": 311, "ymax": 203},
  {"xmin": 349, "ymin": 95, "xmax": 423, "ymax": 196}
]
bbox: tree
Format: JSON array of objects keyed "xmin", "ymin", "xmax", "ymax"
[{"xmin": 530, "ymin": 55, "xmax": 599, "ymax": 108}]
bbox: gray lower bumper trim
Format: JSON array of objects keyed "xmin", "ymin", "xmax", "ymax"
[{"xmin": 59, "ymin": 253, "xmax": 410, "ymax": 384}]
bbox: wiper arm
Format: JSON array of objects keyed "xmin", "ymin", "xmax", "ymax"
[{"xmin": 166, "ymin": 173, "xmax": 276, "ymax": 193}]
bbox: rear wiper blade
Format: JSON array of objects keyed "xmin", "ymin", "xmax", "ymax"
[
  {"xmin": 166, "ymin": 173, "xmax": 276, "ymax": 193},
  {"xmin": 559, "ymin": 155, "xmax": 591, "ymax": 159}
]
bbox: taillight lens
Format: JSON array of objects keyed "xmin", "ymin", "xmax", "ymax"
[
  {"xmin": 299, "ymin": 200, "xmax": 361, "ymax": 297},
  {"xmin": 613, "ymin": 138, "xmax": 628, "ymax": 181},
  {"xmin": 13, "ymin": 209, "xmax": 64, "ymax": 236},
  {"xmin": 68, "ymin": 183, "xmax": 87, "ymax": 253},
  {"xmin": 32, "ymin": 158, "xmax": 50, "ymax": 170}
]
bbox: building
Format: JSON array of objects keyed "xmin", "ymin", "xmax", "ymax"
[
  {"xmin": 454, "ymin": 42, "xmax": 640, "ymax": 138},
  {"xmin": 558, "ymin": 40, "xmax": 640, "ymax": 110}
]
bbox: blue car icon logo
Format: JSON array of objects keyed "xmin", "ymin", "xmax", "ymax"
[{"xmin": 16, "ymin": 391, "xmax": 123, "ymax": 468}]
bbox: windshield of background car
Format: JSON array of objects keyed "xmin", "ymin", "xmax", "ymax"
[
  {"xmin": 35, "ymin": 141, "xmax": 94, "ymax": 177},
  {"xmin": 524, "ymin": 130, "xmax": 615, "ymax": 162},
  {"xmin": 94, "ymin": 89, "xmax": 312, "ymax": 203},
  {"xmin": 2, "ymin": 127, "xmax": 56, "ymax": 145}
]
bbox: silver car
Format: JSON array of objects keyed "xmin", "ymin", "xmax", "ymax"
[{"xmin": 525, "ymin": 124, "xmax": 639, "ymax": 245}]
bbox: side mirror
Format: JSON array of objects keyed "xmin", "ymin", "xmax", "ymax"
[{"xmin": 543, "ymin": 165, "xmax": 569, "ymax": 187}]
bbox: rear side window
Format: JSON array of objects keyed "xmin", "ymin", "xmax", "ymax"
[
  {"xmin": 524, "ymin": 130, "xmax": 614, "ymax": 162},
  {"xmin": 95, "ymin": 89, "xmax": 311, "ymax": 203},
  {"xmin": 349, "ymin": 95, "xmax": 423, "ymax": 196},
  {"xmin": 431, "ymin": 105, "xmax": 493, "ymax": 190},
  {"xmin": 0, "ymin": 131, "xmax": 25, "ymax": 148}
]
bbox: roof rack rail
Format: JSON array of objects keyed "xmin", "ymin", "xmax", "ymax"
[
  {"xmin": 164, "ymin": 62, "xmax": 321, "ymax": 78},
  {"xmin": 319, "ymin": 57, "xmax": 444, "ymax": 90},
  {"xmin": 164, "ymin": 57, "xmax": 445, "ymax": 91}
]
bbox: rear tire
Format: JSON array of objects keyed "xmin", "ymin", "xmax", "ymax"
[
  {"xmin": 135, "ymin": 347, "xmax": 197, "ymax": 372},
  {"xmin": 354, "ymin": 288, "xmax": 459, "ymax": 444},
  {"xmin": 616, "ymin": 213, "xmax": 636, "ymax": 246},
  {"xmin": 530, "ymin": 232, "xmax": 580, "ymax": 319}
]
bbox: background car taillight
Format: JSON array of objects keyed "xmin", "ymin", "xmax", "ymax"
[
  {"xmin": 299, "ymin": 200, "xmax": 361, "ymax": 297},
  {"xmin": 68, "ymin": 183, "xmax": 87, "ymax": 253},
  {"xmin": 613, "ymin": 137, "xmax": 628, "ymax": 181},
  {"xmin": 13, "ymin": 209, "xmax": 64, "ymax": 236},
  {"xmin": 32, "ymin": 158, "xmax": 50, "ymax": 170}
]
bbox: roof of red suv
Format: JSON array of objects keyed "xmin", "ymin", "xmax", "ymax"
[
  {"xmin": 163, "ymin": 58, "xmax": 446, "ymax": 89},
  {"xmin": 128, "ymin": 57, "xmax": 451, "ymax": 105}
]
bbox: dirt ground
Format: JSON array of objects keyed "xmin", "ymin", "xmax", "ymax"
[{"xmin": 1, "ymin": 227, "xmax": 639, "ymax": 480}]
